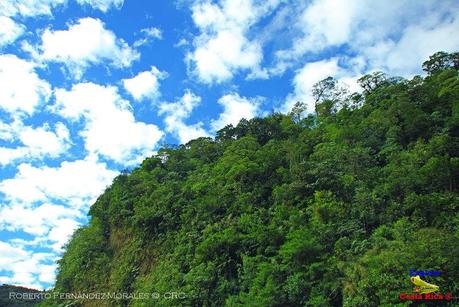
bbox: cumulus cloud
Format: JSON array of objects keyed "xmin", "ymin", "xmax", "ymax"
[
  {"xmin": 1, "ymin": 0, "xmax": 122, "ymax": 17},
  {"xmin": 277, "ymin": 1, "xmax": 459, "ymax": 112},
  {"xmin": 19, "ymin": 123, "xmax": 70, "ymax": 155},
  {"xmin": 0, "ymin": 242, "xmax": 28, "ymax": 269},
  {"xmin": 0, "ymin": 156, "xmax": 117, "ymax": 289},
  {"xmin": 0, "ymin": 0, "xmax": 66, "ymax": 18},
  {"xmin": 0, "ymin": 122, "xmax": 71, "ymax": 166},
  {"xmin": 159, "ymin": 91, "xmax": 210, "ymax": 144},
  {"xmin": 0, "ymin": 148, "xmax": 27, "ymax": 167},
  {"xmin": 0, "ymin": 241, "xmax": 58, "ymax": 289},
  {"xmin": 364, "ymin": 13, "xmax": 459, "ymax": 76},
  {"xmin": 35, "ymin": 18, "xmax": 139, "ymax": 79},
  {"xmin": 122, "ymin": 66, "xmax": 166, "ymax": 101},
  {"xmin": 76, "ymin": 0, "xmax": 124, "ymax": 12},
  {"xmin": 47, "ymin": 218, "xmax": 81, "ymax": 251},
  {"xmin": 275, "ymin": 0, "xmax": 459, "ymax": 77},
  {"xmin": 275, "ymin": 0, "xmax": 357, "ymax": 64},
  {"xmin": 53, "ymin": 82, "xmax": 163, "ymax": 164},
  {"xmin": 0, "ymin": 203, "xmax": 81, "ymax": 238},
  {"xmin": 211, "ymin": 93, "xmax": 262, "ymax": 130},
  {"xmin": 0, "ymin": 54, "xmax": 51, "ymax": 116},
  {"xmin": 0, "ymin": 157, "xmax": 118, "ymax": 207},
  {"xmin": 0, "ymin": 16, "xmax": 24, "ymax": 47},
  {"xmin": 0, "ymin": 120, "xmax": 21, "ymax": 141},
  {"xmin": 187, "ymin": 0, "xmax": 281, "ymax": 83}
]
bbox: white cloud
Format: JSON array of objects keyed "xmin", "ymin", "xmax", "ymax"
[
  {"xmin": 76, "ymin": 0, "xmax": 124, "ymax": 12},
  {"xmin": 0, "ymin": 54, "xmax": 51, "ymax": 116},
  {"xmin": 122, "ymin": 66, "xmax": 166, "ymax": 101},
  {"xmin": 0, "ymin": 122, "xmax": 71, "ymax": 166},
  {"xmin": 0, "ymin": 119, "xmax": 21, "ymax": 141},
  {"xmin": 38, "ymin": 262, "xmax": 57, "ymax": 284},
  {"xmin": 276, "ymin": 1, "xmax": 459, "ymax": 112},
  {"xmin": 159, "ymin": 91, "xmax": 210, "ymax": 144},
  {"xmin": 0, "ymin": 146, "xmax": 116, "ymax": 289},
  {"xmin": 36, "ymin": 18, "xmax": 139, "ymax": 79},
  {"xmin": 0, "ymin": 242, "xmax": 41, "ymax": 288},
  {"xmin": 0, "ymin": 241, "xmax": 28, "ymax": 267},
  {"xmin": 211, "ymin": 93, "xmax": 261, "ymax": 130},
  {"xmin": 365, "ymin": 12, "xmax": 459, "ymax": 76},
  {"xmin": 274, "ymin": 0, "xmax": 459, "ymax": 77},
  {"xmin": 0, "ymin": 16, "xmax": 24, "ymax": 47},
  {"xmin": 0, "ymin": 241, "xmax": 57, "ymax": 289},
  {"xmin": 19, "ymin": 122, "xmax": 71, "ymax": 156},
  {"xmin": 0, "ymin": 157, "xmax": 118, "ymax": 207},
  {"xmin": 142, "ymin": 27, "xmax": 162, "ymax": 39},
  {"xmin": 189, "ymin": 30, "xmax": 261, "ymax": 83},
  {"xmin": 188, "ymin": 0, "xmax": 281, "ymax": 83},
  {"xmin": 47, "ymin": 218, "xmax": 81, "ymax": 252},
  {"xmin": 0, "ymin": 0, "xmax": 66, "ymax": 18},
  {"xmin": 0, "ymin": 151, "xmax": 118, "ymax": 289},
  {"xmin": 133, "ymin": 27, "xmax": 163, "ymax": 47},
  {"xmin": 1, "ymin": 0, "xmax": 122, "ymax": 18},
  {"xmin": 0, "ymin": 203, "xmax": 81, "ymax": 239},
  {"xmin": 0, "ymin": 148, "xmax": 27, "ymax": 166},
  {"xmin": 53, "ymin": 82, "xmax": 163, "ymax": 164},
  {"xmin": 276, "ymin": 0, "xmax": 357, "ymax": 63}
]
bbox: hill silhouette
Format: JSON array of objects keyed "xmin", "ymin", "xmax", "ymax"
[{"xmin": 0, "ymin": 284, "xmax": 43, "ymax": 306}]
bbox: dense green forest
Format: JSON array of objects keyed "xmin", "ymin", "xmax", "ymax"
[{"xmin": 42, "ymin": 52, "xmax": 459, "ymax": 306}]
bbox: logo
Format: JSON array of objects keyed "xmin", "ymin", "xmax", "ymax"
[
  {"xmin": 409, "ymin": 269, "xmax": 441, "ymax": 277},
  {"xmin": 410, "ymin": 275, "xmax": 439, "ymax": 294},
  {"xmin": 399, "ymin": 270, "xmax": 455, "ymax": 301}
]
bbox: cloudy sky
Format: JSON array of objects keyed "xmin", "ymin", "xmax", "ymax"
[{"xmin": 0, "ymin": 0, "xmax": 458, "ymax": 290}]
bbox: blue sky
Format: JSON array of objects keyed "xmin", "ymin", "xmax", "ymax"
[{"xmin": 0, "ymin": 0, "xmax": 458, "ymax": 290}]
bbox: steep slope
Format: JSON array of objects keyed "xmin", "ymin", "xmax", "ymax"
[{"xmin": 42, "ymin": 52, "xmax": 459, "ymax": 306}]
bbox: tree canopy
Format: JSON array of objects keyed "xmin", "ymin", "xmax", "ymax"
[{"xmin": 42, "ymin": 52, "xmax": 459, "ymax": 307}]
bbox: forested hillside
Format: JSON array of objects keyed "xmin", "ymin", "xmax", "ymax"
[
  {"xmin": 0, "ymin": 285, "xmax": 43, "ymax": 306},
  {"xmin": 42, "ymin": 52, "xmax": 459, "ymax": 306}
]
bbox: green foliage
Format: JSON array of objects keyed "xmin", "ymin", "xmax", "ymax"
[
  {"xmin": 422, "ymin": 51, "xmax": 459, "ymax": 75},
  {"xmin": 44, "ymin": 52, "xmax": 459, "ymax": 306},
  {"xmin": 0, "ymin": 285, "xmax": 43, "ymax": 306}
]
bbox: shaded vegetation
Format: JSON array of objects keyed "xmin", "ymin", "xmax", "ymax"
[
  {"xmin": 43, "ymin": 52, "xmax": 459, "ymax": 306},
  {"xmin": 0, "ymin": 284, "xmax": 43, "ymax": 306}
]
